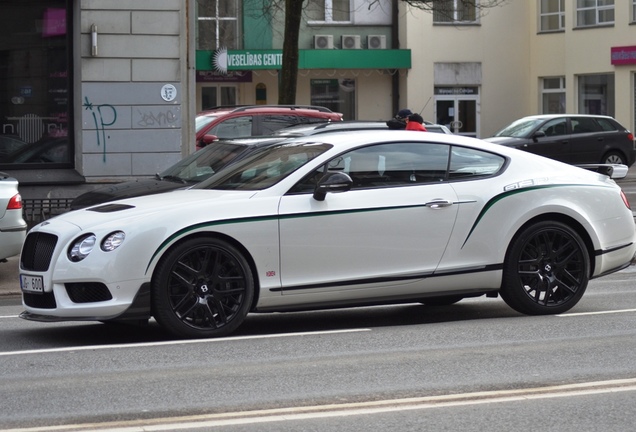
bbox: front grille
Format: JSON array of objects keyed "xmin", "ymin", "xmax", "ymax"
[
  {"xmin": 66, "ymin": 283, "xmax": 113, "ymax": 303},
  {"xmin": 23, "ymin": 292, "xmax": 57, "ymax": 309},
  {"xmin": 21, "ymin": 232, "xmax": 58, "ymax": 272}
]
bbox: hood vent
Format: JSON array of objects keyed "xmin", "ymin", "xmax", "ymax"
[{"xmin": 88, "ymin": 203, "xmax": 135, "ymax": 213}]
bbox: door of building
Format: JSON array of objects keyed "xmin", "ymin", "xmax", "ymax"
[
  {"xmin": 199, "ymin": 85, "xmax": 237, "ymax": 111},
  {"xmin": 434, "ymin": 87, "xmax": 480, "ymax": 138}
]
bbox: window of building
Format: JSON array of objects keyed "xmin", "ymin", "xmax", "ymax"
[
  {"xmin": 433, "ymin": 0, "xmax": 478, "ymax": 24},
  {"xmin": 196, "ymin": 0, "xmax": 240, "ymax": 50},
  {"xmin": 633, "ymin": 0, "xmax": 636, "ymax": 22},
  {"xmin": 578, "ymin": 74, "xmax": 614, "ymax": 117},
  {"xmin": 576, "ymin": 0, "xmax": 614, "ymax": 27},
  {"xmin": 306, "ymin": 0, "xmax": 351, "ymax": 23},
  {"xmin": 541, "ymin": 77, "xmax": 566, "ymax": 114},
  {"xmin": 310, "ymin": 79, "xmax": 356, "ymax": 120},
  {"xmin": 539, "ymin": 0, "xmax": 565, "ymax": 32},
  {"xmin": 0, "ymin": 1, "xmax": 72, "ymax": 168}
]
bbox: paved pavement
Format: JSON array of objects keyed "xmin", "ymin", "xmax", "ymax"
[{"xmin": 3, "ymin": 165, "xmax": 636, "ymax": 298}]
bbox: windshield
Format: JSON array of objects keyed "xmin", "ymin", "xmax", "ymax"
[
  {"xmin": 195, "ymin": 115, "xmax": 218, "ymax": 133},
  {"xmin": 493, "ymin": 118, "xmax": 544, "ymax": 138},
  {"xmin": 194, "ymin": 142, "xmax": 332, "ymax": 191},
  {"xmin": 158, "ymin": 141, "xmax": 248, "ymax": 183}
]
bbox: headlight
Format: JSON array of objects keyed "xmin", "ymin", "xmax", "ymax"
[
  {"xmin": 101, "ymin": 231, "xmax": 125, "ymax": 252},
  {"xmin": 68, "ymin": 234, "xmax": 96, "ymax": 262}
]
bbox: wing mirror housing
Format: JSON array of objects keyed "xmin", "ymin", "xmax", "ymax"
[
  {"xmin": 313, "ymin": 171, "xmax": 353, "ymax": 201},
  {"xmin": 532, "ymin": 130, "xmax": 546, "ymax": 141}
]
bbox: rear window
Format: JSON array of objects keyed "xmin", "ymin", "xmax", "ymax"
[{"xmin": 596, "ymin": 118, "xmax": 619, "ymax": 132}]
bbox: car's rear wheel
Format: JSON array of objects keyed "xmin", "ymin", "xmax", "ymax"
[
  {"xmin": 500, "ymin": 221, "xmax": 589, "ymax": 315},
  {"xmin": 152, "ymin": 237, "xmax": 254, "ymax": 338},
  {"xmin": 602, "ymin": 151, "xmax": 626, "ymax": 165}
]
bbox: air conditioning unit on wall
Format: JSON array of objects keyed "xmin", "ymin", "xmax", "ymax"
[
  {"xmin": 314, "ymin": 35, "xmax": 334, "ymax": 49},
  {"xmin": 367, "ymin": 35, "xmax": 386, "ymax": 49},
  {"xmin": 342, "ymin": 35, "xmax": 361, "ymax": 49}
]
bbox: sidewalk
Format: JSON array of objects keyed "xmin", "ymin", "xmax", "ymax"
[{"xmin": 0, "ymin": 255, "xmax": 20, "ymax": 297}]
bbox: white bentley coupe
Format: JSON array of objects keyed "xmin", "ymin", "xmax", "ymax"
[{"xmin": 19, "ymin": 130, "xmax": 636, "ymax": 338}]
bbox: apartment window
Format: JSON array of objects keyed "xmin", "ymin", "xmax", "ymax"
[
  {"xmin": 541, "ymin": 77, "xmax": 566, "ymax": 114},
  {"xmin": 197, "ymin": 0, "xmax": 240, "ymax": 50},
  {"xmin": 576, "ymin": 0, "xmax": 614, "ymax": 27},
  {"xmin": 433, "ymin": 0, "xmax": 478, "ymax": 23},
  {"xmin": 578, "ymin": 74, "xmax": 614, "ymax": 117},
  {"xmin": 633, "ymin": 0, "xmax": 636, "ymax": 22},
  {"xmin": 307, "ymin": 0, "xmax": 351, "ymax": 23},
  {"xmin": 539, "ymin": 0, "xmax": 565, "ymax": 32}
]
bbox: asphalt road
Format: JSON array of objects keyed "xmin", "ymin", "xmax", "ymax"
[{"xmin": 2, "ymin": 269, "xmax": 636, "ymax": 431}]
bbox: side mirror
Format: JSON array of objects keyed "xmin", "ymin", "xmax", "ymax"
[
  {"xmin": 532, "ymin": 131, "xmax": 546, "ymax": 141},
  {"xmin": 313, "ymin": 171, "xmax": 353, "ymax": 201},
  {"xmin": 202, "ymin": 134, "xmax": 218, "ymax": 145}
]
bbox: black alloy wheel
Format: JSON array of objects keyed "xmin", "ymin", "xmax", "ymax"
[
  {"xmin": 500, "ymin": 221, "xmax": 589, "ymax": 315},
  {"xmin": 152, "ymin": 237, "xmax": 254, "ymax": 338}
]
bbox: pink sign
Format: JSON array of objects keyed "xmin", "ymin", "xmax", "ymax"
[
  {"xmin": 42, "ymin": 8, "xmax": 66, "ymax": 37},
  {"xmin": 611, "ymin": 46, "xmax": 636, "ymax": 65}
]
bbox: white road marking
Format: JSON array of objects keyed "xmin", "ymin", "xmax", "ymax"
[
  {"xmin": 0, "ymin": 328, "xmax": 371, "ymax": 357},
  {"xmin": 3, "ymin": 378, "xmax": 636, "ymax": 432},
  {"xmin": 556, "ymin": 308, "xmax": 636, "ymax": 317}
]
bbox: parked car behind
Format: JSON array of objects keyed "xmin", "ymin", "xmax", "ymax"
[
  {"xmin": 0, "ymin": 172, "xmax": 27, "ymax": 261},
  {"xmin": 271, "ymin": 121, "xmax": 452, "ymax": 137},
  {"xmin": 195, "ymin": 105, "xmax": 342, "ymax": 149},
  {"xmin": 70, "ymin": 137, "xmax": 286, "ymax": 210},
  {"xmin": 71, "ymin": 122, "xmax": 452, "ymax": 209},
  {"xmin": 484, "ymin": 114, "xmax": 636, "ymax": 166}
]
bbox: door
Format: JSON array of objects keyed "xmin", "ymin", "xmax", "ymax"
[
  {"xmin": 199, "ymin": 85, "xmax": 237, "ymax": 110},
  {"xmin": 435, "ymin": 97, "xmax": 479, "ymax": 138},
  {"xmin": 277, "ymin": 142, "xmax": 459, "ymax": 298}
]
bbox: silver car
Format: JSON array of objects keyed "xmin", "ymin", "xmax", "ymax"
[{"xmin": 0, "ymin": 172, "xmax": 27, "ymax": 261}]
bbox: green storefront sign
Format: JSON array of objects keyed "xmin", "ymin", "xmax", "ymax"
[{"xmin": 198, "ymin": 49, "xmax": 411, "ymax": 73}]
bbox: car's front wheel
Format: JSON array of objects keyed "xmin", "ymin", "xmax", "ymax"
[
  {"xmin": 500, "ymin": 221, "xmax": 589, "ymax": 315},
  {"xmin": 152, "ymin": 236, "xmax": 254, "ymax": 338}
]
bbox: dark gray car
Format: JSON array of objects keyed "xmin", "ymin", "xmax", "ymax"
[
  {"xmin": 484, "ymin": 114, "xmax": 636, "ymax": 166},
  {"xmin": 70, "ymin": 121, "xmax": 453, "ymax": 210}
]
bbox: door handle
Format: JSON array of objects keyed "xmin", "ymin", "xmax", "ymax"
[{"xmin": 425, "ymin": 199, "xmax": 453, "ymax": 209}]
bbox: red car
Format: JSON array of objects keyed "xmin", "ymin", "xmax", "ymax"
[{"xmin": 195, "ymin": 105, "xmax": 342, "ymax": 149}]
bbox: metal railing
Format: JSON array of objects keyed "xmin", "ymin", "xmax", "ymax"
[{"xmin": 22, "ymin": 198, "xmax": 73, "ymax": 229}]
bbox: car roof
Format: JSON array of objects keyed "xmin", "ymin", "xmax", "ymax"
[
  {"xmin": 198, "ymin": 105, "xmax": 341, "ymax": 117},
  {"xmin": 273, "ymin": 121, "xmax": 452, "ymax": 137},
  {"xmin": 518, "ymin": 114, "xmax": 616, "ymax": 121}
]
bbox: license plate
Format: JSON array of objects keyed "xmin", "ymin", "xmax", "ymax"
[{"xmin": 20, "ymin": 274, "xmax": 45, "ymax": 294}]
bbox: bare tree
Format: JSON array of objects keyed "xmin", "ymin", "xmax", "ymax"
[{"xmin": 255, "ymin": 0, "xmax": 508, "ymax": 104}]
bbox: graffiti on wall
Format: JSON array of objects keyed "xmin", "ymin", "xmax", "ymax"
[{"xmin": 83, "ymin": 96, "xmax": 117, "ymax": 162}]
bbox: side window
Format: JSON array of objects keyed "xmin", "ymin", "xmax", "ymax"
[
  {"xmin": 288, "ymin": 142, "xmax": 451, "ymax": 194},
  {"xmin": 596, "ymin": 118, "xmax": 618, "ymax": 132},
  {"xmin": 539, "ymin": 118, "xmax": 568, "ymax": 136},
  {"xmin": 449, "ymin": 147, "xmax": 505, "ymax": 179},
  {"xmin": 571, "ymin": 117, "xmax": 602, "ymax": 134},
  {"xmin": 209, "ymin": 116, "xmax": 253, "ymax": 138},
  {"xmin": 260, "ymin": 115, "xmax": 301, "ymax": 135}
]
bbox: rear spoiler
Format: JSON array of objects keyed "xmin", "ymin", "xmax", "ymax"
[{"xmin": 576, "ymin": 164, "xmax": 628, "ymax": 179}]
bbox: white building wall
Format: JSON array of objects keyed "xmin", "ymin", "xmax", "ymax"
[
  {"xmin": 78, "ymin": 0, "xmax": 193, "ymax": 184},
  {"xmin": 401, "ymin": 2, "xmax": 532, "ymax": 137}
]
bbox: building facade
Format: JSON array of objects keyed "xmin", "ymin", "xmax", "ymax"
[{"xmin": 1, "ymin": 0, "xmax": 635, "ymax": 204}]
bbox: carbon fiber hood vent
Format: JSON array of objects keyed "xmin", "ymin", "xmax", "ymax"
[{"xmin": 88, "ymin": 203, "xmax": 136, "ymax": 213}]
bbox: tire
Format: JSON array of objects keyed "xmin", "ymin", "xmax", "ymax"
[
  {"xmin": 500, "ymin": 221, "xmax": 589, "ymax": 315},
  {"xmin": 602, "ymin": 151, "xmax": 626, "ymax": 165},
  {"xmin": 421, "ymin": 295, "xmax": 464, "ymax": 306},
  {"xmin": 152, "ymin": 236, "xmax": 254, "ymax": 338}
]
